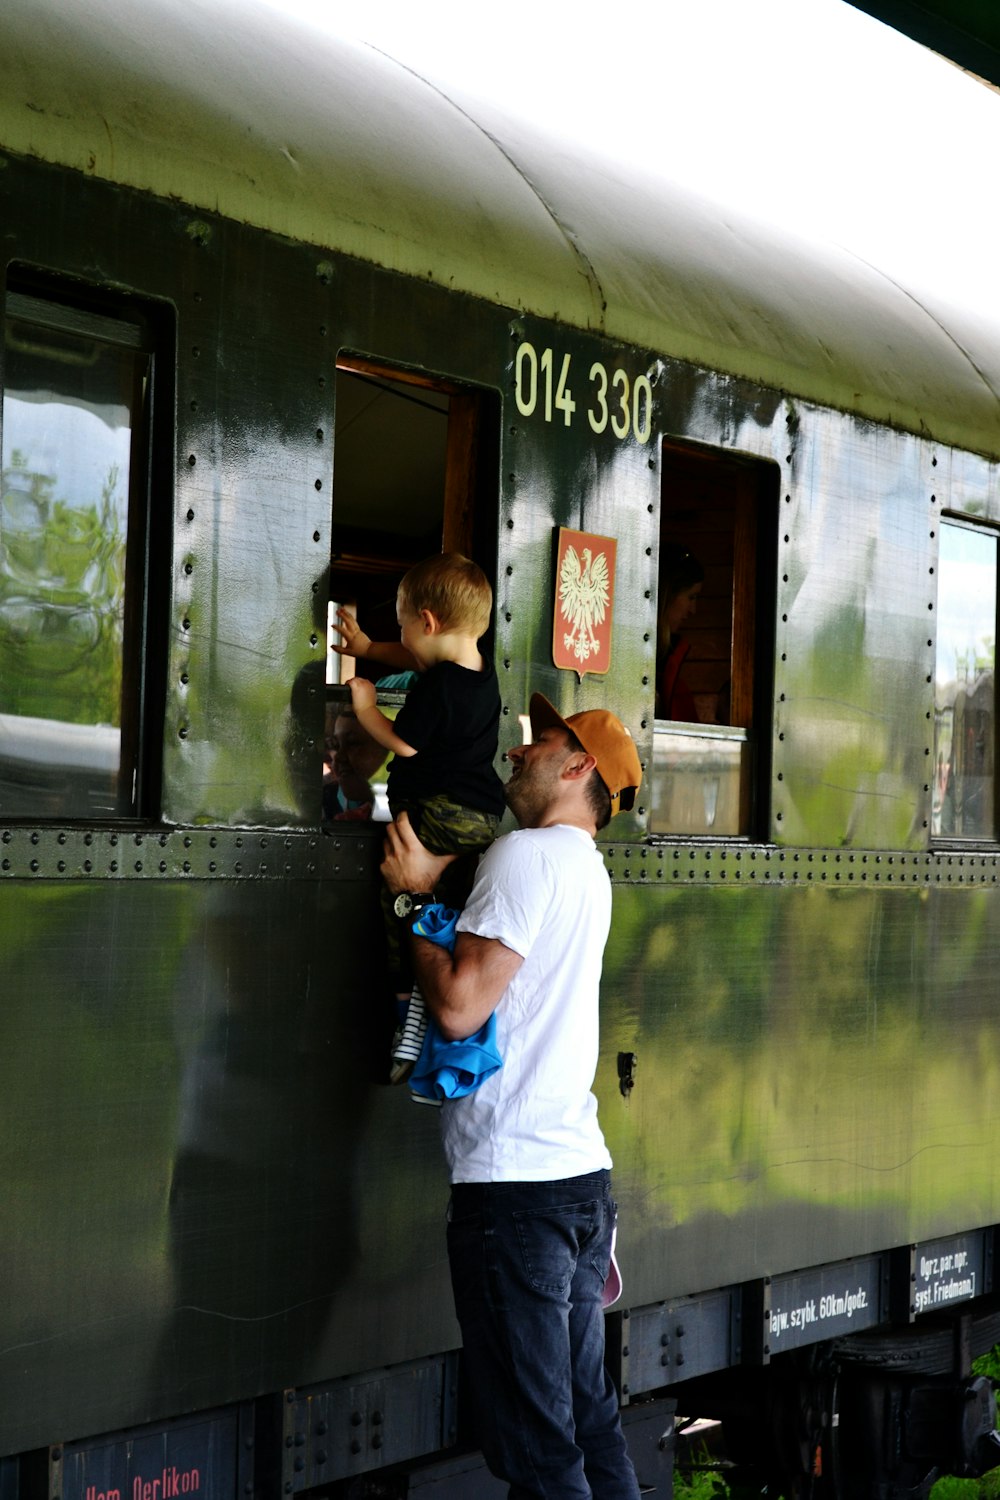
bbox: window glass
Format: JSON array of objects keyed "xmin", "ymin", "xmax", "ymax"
[
  {"xmin": 933, "ymin": 521, "xmax": 996, "ymax": 840},
  {"xmin": 0, "ymin": 294, "xmax": 149, "ymax": 818},
  {"xmin": 651, "ymin": 442, "xmax": 776, "ymax": 838}
]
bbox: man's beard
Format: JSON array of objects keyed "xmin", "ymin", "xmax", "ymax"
[{"xmin": 504, "ymin": 756, "xmax": 561, "ymax": 825}]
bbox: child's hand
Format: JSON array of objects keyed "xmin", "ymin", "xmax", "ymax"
[
  {"xmin": 331, "ymin": 609, "xmax": 371, "ymax": 659},
  {"xmin": 346, "ymin": 676, "xmax": 378, "ymax": 712}
]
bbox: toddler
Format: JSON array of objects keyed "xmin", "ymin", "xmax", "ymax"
[{"xmin": 332, "ymin": 553, "xmax": 504, "ymax": 1081}]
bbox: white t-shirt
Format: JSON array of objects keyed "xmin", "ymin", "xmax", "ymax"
[{"xmin": 442, "ymin": 823, "xmax": 614, "ymax": 1183}]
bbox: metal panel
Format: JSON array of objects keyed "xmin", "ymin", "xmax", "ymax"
[
  {"xmin": 164, "ymin": 213, "xmax": 335, "ymax": 827},
  {"xmin": 0, "ymin": 867, "xmax": 463, "ymax": 1455},
  {"xmin": 914, "ymin": 1231, "xmax": 990, "ymax": 1316},
  {"xmin": 623, "ymin": 1290, "xmax": 739, "ymax": 1392},
  {"xmin": 599, "ymin": 878, "xmax": 1000, "ymax": 1310},
  {"xmin": 768, "ymin": 1255, "xmax": 885, "ymax": 1356},
  {"xmin": 496, "ymin": 315, "xmax": 658, "ymax": 848},
  {"xmin": 281, "ymin": 1356, "xmax": 458, "ymax": 1487},
  {"xmin": 0, "ymin": 827, "xmax": 377, "ymax": 881},
  {"xmin": 407, "ymin": 1451, "xmax": 507, "ymax": 1497},
  {"xmin": 47, "ymin": 1407, "xmax": 250, "ymax": 1500},
  {"xmin": 772, "ymin": 413, "xmax": 934, "ymax": 849}
]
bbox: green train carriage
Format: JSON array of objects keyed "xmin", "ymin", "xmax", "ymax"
[{"xmin": 1, "ymin": 1, "xmax": 998, "ymax": 1495}]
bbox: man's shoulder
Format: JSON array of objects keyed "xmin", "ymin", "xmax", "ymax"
[{"xmin": 483, "ymin": 824, "xmax": 602, "ymax": 874}]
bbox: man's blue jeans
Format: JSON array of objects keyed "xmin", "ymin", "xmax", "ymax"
[{"xmin": 446, "ymin": 1170, "xmax": 640, "ymax": 1499}]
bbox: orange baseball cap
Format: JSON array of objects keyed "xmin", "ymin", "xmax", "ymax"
[{"xmin": 529, "ymin": 693, "xmax": 642, "ymax": 817}]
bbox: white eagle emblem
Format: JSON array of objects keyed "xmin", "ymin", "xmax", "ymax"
[{"xmin": 558, "ymin": 545, "xmax": 610, "ymax": 664}]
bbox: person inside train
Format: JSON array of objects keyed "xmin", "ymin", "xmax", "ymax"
[
  {"xmin": 322, "ymin": 706, "xmax": 387, "ymax": 821},
  {"xmin": 330, "ymin": 553, "xmax": 505, "ymax": 1085},
  {"xmin": 656, "ymin": 543, "xmax": 704, "ymax": 721}
]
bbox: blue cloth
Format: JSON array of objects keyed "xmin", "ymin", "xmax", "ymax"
[
  {"xmin": 411, "ymin": 903, "xmax": 460, "ymax": 948},
  {"xmin": 447, "ymin": 1171, "xmax": 640, "ymax": 1498},
  {"xmin": 408, "ymin": 904, "xmax": 503, "ymax": 1102},
  {"xmin": 374, "ymin": 670, "xmax": 419, "ymax": 691}
]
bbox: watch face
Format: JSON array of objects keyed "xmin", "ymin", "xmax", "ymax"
[{"xmin": 393, "ymin": 892, "xmax": 413, "ymax": 920}]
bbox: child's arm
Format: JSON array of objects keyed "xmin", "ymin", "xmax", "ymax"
[
  {"xmin": 331, "ymin": 608, "xmax": 417, "ymax": 672},
  {"xmin": 346, "ymin": 678, "xmax": 418, "ymax": 758}
]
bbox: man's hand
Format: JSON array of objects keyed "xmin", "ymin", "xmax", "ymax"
[{"xmin": 381, "ymin": 810, "xmax": 456, "ymax": 895}]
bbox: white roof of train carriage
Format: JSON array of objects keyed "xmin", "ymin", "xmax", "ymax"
[{"xmin": 4, "ymin": 0, "xmax": 1000, "ymax": 460}]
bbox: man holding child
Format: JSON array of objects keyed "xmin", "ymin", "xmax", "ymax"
[{"xmin": 381, "ymin": 689, "xmax": 644, "ymax": 1500}]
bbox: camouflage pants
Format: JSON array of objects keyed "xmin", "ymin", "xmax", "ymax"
[{"xmin": 382, "ymin": 792, "xmax": 501, "ymax": 989}]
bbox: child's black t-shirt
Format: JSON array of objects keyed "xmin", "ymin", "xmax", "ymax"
[{"xmin": 387, "ymin": 658, "xmax": 505, "ymax": 817}]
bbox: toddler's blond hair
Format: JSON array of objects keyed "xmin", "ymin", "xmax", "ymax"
[{"xmin": 397, "ymin": 553, "xmax": 492, "ymax": 638}]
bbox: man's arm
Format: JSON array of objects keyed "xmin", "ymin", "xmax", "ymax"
[
  {"xmin": 412, "ymin": 931, "xmax": 522, "ymax": 1042},
  {"xmin": 381, "ymin": 812, "xmax": 517, "ymax": 1041}
]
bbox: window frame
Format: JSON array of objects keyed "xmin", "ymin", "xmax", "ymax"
[
  {"xmin": 323, "ymin": 354, "xmax": 500, "ymax": 825},
  {"xmin": 0, "ymin": 278, "xmax": 169, "ymax": 822},
  {"xmin": 931, "ymin": 512, "xmax": 999, "ymax": 847},
  {"xmin": 651, "ymin": 437, "xmax": 778, "ymax": 840}
]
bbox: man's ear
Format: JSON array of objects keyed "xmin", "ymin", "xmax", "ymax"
[{"xmin": 562, "ymin": 751, "xmax": 598, "ymax": 782}]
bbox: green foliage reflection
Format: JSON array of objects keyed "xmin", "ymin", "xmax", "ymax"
[{"xmin": 0, "ymin": 447, "xmax": 125, "ymax": 726}]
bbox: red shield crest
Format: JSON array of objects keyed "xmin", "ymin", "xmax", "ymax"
[{"xmin": 552, "ymin": 528, "xmax": 617, "ymax": 680}]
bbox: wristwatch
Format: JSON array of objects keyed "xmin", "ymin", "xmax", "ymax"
[{"xmin": 392, "ymin": 891, "xmax": 434, "ymax": 923}]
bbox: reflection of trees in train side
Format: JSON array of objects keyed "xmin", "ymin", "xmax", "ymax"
[
  {"xmin": 776, "ymin": 594, "xmax": 925, "ymax": 850},
  {"xmin": 0, "ymin": 449, "xmax": 126, "ymax": 726},
  {"xmin": 0, "ymin": 883, "xmax": 190, "ymax": 1440},
  {"xmin": 167, "ymin": 553, "xmax": 325, "ymax": 826},
  {"xmin": 600, "ymin": 884, "xmax": 1000, "ymax": 1243},
  {"xmin": 148, "ymin": 873, "xmax": 381, "ymax": 1407},
  {"xmin": 0, "ymin": 869, "xmax": 460, "ymax": 1437},
  {"xmin": 770, "ymin": 424, "xmax": 933, "ymax": 852}
]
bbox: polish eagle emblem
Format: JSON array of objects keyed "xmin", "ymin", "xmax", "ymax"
[{"xmin": 559, "ymin": 544, "xmax": 610, "ymax": 665}]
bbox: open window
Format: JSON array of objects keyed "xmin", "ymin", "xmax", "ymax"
[
  {"xmin": 324, "ymin": 357, "xmax": 498, "ymax": 822},
  {"xmin": 0, "ymin": 283, "xmax": 163, "ymax": 820},
  {"xmin": 933, "ymin": 518, "xmax": 997, "ymax": 842},
  {"xmin": 651, "ymin": 440, "xmax": 777, "ymax": 837}
]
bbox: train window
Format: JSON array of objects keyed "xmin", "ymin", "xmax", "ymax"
[
  {"xmin": 324, "ymin": 357, "xmax": 498, "ymax": 822},
  {"xmin": 651, "ymin": 440, "xmax": 777, "ymax": 837},
  {"xmin": 0, "ymin": 288, "xmax": 158, "ymax": 820},
  {"xmin": 933, "ymin": 520, "xmax": 997, "ymax": 841}
]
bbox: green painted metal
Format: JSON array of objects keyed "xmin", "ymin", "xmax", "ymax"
[
  {"xmin": 0, "ymin": 2, "xmax": 999, "ymax": 1482},
  {"xmin": 601, "ymin": 877, "xmax": 1000, "ymax": 1307},
  {"xmin": 4, "ymin": 0, "xmax": 1000, "ymax": 462}
]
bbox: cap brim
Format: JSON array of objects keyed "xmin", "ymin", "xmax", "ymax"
[{"xmin": 528, "ymin": 692, "xmax": 570, "ymax": 741}]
